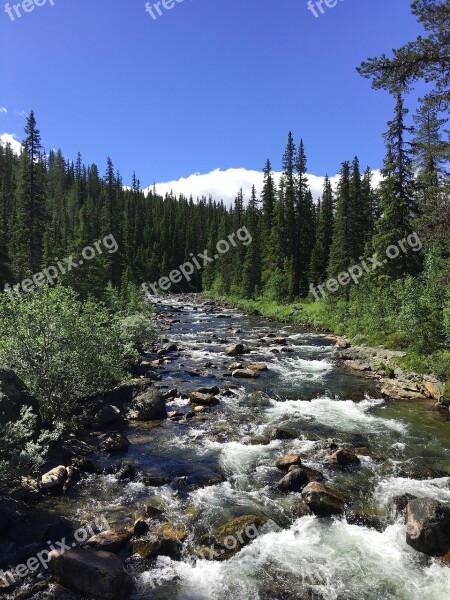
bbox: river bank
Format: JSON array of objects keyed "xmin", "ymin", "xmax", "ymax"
[
  {"xmin": 1, "ymin": 293, "xmax": 449, "ymax": 600},
  {"xmin": 203, "ymin": 293, "xmax": 449, "ymax": 412}
]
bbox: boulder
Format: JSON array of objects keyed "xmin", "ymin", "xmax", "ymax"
[
  {"xmin": 328, "ymin": 448, "xmax": 361, "ymax": 467},
  {"xmin": 48, "ymin": 548, "xmax": 132, "ymax": 600},
  {"xmin": 276, "ymin": 454, "xmax": 302, "ymax": 470},
  {"xmin": 406, "ymin": 499, "xmax": 450, "ymax": 556},
  {"xmin": 247, "ymin": 363, "xmax": 268, "ymax": 372},
  {"xmin": 128, "ymin": 387, "xmax": 166, "ymax": 421},
  {"xmin": 228, "ymin": 363, "xmax": 243, "ymax": 373},
  {"xmin": 231, "ymin": 369, "xmax": 259, "ymax": 379},
  {"xmin": 132, "ymin": 523, "xmax": 187, "ymax": 560},
  {"xmin": 0, "ymin": 368, "xmax": 39, "ymax": 427},
  {"xmin": 301, "ymin": 482, "xmax": 348, "ymax": 517},
  {"xmin": 86, "ymin": 529, "xmax": 132, "ymax": 553},
  {"xmin": 195, "ymin": 386, "xmax": 220, "ymax": 395},
  {"xmin": 41, "ymin": 466, "xmax": 67, "ymax": 489},
  {"xmin": 277, "ymin": 468, "xmax": 309, "ymax": 493},
  {"xmin": 196, "ymin": 514, "xmax": 267, "ymax": 561},
  {"xmin": 43, "ymin": 518, "xmax": 76, "ymax": 546},
  {"xmin": 189, "ymin": 392, "xmax": 219, "ymax": 406},
  {"xmin": 224, "ymin": 344, "xmax": 245, "ymax": 357},
  {"xmin": 96, "ymin": 405, "xmax": 122, "ymax": 425},
  {"xmin": 100, "ymin": 433, "xmax": 130, "ymax": 453}
]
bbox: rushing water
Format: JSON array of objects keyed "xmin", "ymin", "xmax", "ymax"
[{"xmin": 17, "ymin": 296, "xmax": 450, "ymax": 599}]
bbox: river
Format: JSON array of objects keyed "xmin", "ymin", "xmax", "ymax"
[{"xmin": 34, "ymin": 295, "xmax": 450, "ymax": 599}]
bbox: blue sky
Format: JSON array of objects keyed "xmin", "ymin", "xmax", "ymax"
[{"xmin": 0, "ymin": 0, "xmax": 425, "ymax": 199}]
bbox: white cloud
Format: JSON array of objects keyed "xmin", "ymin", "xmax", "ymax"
[
  {"xmin": 0, "ymin": 133, "xmax": 21, "ymax": 155},
  {"xmin": 0, "ymin": 107, "xmax": 7, "ymax": 114},
  {"xmin": 144, "ymin": 167, "xmax": 382, "ymax": 205}
]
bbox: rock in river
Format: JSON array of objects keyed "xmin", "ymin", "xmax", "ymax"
[
  {"xmin": 276, "ymin": 454, "xmax": 302, "ymax": 470},
  {"xmin": 86, "ymin": 529, "xmax": 132, "ymax": 553},
  {"xmin": 189, "ymin": 391, "xmax": 220, "ymax": 406},
  {"xmin": 232, "ymin": 369, "xmax": 259, "ymax": 379},
  {"xmin": 100, "ymin": 432, "xmax": 130, "ymax": 453},
  {"xmin": 277, "ymin": 468, "xmax": 310, "ymax": 493},
  {"xmin": 406, "ymin": 498, "xmax": 450, "ymax": 557},
  {"xmin": 49, "ymin": 548, "xmax": 132, "ymax": 600},
  {"xmin": 328, "ymin": 447, "xmax": 361, "ymax": 467},
  {"xmin": 301, "ymin": 482, "xmax": 348, "ymax": 517},
  {"xmin": 196, "ymin": 515, "xmax": 268, "ymax": 561},
  {"xmin": 128, "ymin": 387, "xmax": 166, "ymax": 421},
  {"xmin": 224, "ymin": 343, "xmax": 245, "ymax": 357},
  {"xmin": 41, "ymin": 466, "xmax": 67, "ymax": 489}
]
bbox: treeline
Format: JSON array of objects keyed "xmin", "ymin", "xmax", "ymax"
[
  {"xmin": 0, "ymin": 0, "xmax": 448, "ymax": 377},
  {"xmin": 0, "ymin": 113, "xmax": 232, "ymax": 298}
]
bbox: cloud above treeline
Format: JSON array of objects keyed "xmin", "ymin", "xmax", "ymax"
[
  {"xmin": 0, "ymin": 133, "xmax": 21, "ymax": 155},
  {"xmin": 144, "ymin": 167, "xmax": 382, "ymax": 205}
]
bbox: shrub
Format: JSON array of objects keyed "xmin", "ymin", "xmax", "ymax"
[
  {"xmin": 120, "ymin": 313, "xmax": 157, "ymax": 348},
  {"xmin": 0, "ymin": 285, "xmax": 131, "ymax": 425}
]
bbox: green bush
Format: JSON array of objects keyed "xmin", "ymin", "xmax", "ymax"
[
  {"xmin": 0, "ymin": 285, "xmax": 132, "ymax": 425},
  {"xmin": 120, "ymin": 313, "xmax": 157, "ymax": 348}
]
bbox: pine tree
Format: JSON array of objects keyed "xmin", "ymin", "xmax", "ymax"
[
  {"xmin": 371, "ymin": 93, "xmax": 421, "ymax": 280},
  {"xmin": 242, "ymin": 185, "xmax": 261, "ymax": 297},
  {"xmin": 295, "ymin": 139, "xmax": 315, "ymax": 296},
  {"xmin": 310, "ymin": 176, "xmax": 334, "ymax": 285},
  {"xmin": 12, "ymin": 111, "xmax": 46, "ymax": 277}
]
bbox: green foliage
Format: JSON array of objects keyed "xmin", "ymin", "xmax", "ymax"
[
  {"xmin": 0, "ymin": 285, "xmax": 131, "ymax": 424},
  {"xmin": 0, "ymin": 406, "xmax": 62, "ymax": 487},
  {"xmin": 120, "ymin": 313, "xmax": 156, "ymax": 348}
]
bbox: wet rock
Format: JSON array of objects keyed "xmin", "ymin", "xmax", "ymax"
[
  {"xmin": 229, "ymin": 362, "xmax": 243, "ymax": 370},
  {"xmin": 271, "ymin": 337, "xmax": 287, "ymax": 345},
  {"xmin": 41, "ymin": 466, "xmax": 68, "ymax": 489},
  {"xmin": 345, "ymin": 511, "xmax": 384, "ymax": 532},
  {"xmin": 224, "ymin": 343, "xmax": 245, "ymax": 357},
  {"xmin": 231, "ymin": 369, "xmax": 259, "ymax": 379},
  {"xmin": 141, "ymin": 472, "xmax": 171, "ymax": 487},
  {"xmin": 247, "ymin": 363, "xmax": 269, "ymax": 372},
  {"xmin": 281, "ymin": 347, "xmax": 295, "ymax": 353},
  {"xmin": 328, "ymin": 448, "xmax": 361, "ymax": 467},
  {"xmin": 301, "ymin": 482, "xmax": 348, "ymax": 517},
  {"xmin": 406, "ymin": 498, "xmax": 450, "ymax": 556},
  {"xmin": 268, "ymin": 426, "xmax": 297, "ymax": 440},
  {"xmin": 86, "ymin": 529, "xmax": 132, "ymax": 553},
  {"xmin": 393, "ymin": 493, "xmax": 417, "ymax": 515},
  {"xmin": 276, "ymin": 454, "xmax": 302, "ymax": 470},
  {"xmin": 297, "ymin": 466, "xmax": 323, "ymax": 482},
  {"xmin": 162, "ymin": 388, "xmax": 179, "ymax": 400},
  {"xmin": 43, "ymin": 517, "xmax": 76, "ymax": 546},
  {"xmin": 100, "ymin": 433, "xmax": 130, "ymax": 453},
  {"xmin": 116, "ymin": 463, "xmax": 137, "ymax": 481},
  {"xmin": 128, "ymin": 387, "xmax": 166, "ymax": 421},
  {"xmin": 197, "ymin": 514, "xmax": 268, "ymax": 561},
  {"xmin": 291, "ymin": 499, "xmax": 312, "ymax": 518},
  {"xmin": 49, "ymin": 548, "xmax": 132, "ymax": 599},
  {"xmin": 163, "ymin": 343, "xmax": 178, "ymax": 352},
  {"xmin": 133, "ymin": 518, "xmax": 149, "ymax": 536},
  {"xmin": 195, "ymin": 386, "xmax": 220, "ymax": 395},
  {"xmin": 216, "ymin": 314, "xmax": 232, "ymax": 319},
  {"xmin": 400, "ymin": 466, "xmax": 449, "ymax": 480},
  {"xmin": 189, "ymin": 391, "xmax": 219, "ymax": 406},
  {"xmin": 133, "ymin": 523, "xmax": 187, "ymax": 560},
  {"xmin": 277, "ymin": 468, "xmax": 309, "ymax": 493},
  {"xmin": 96, "ymin": 404, "xmax": 122, "ymax": 425}
]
